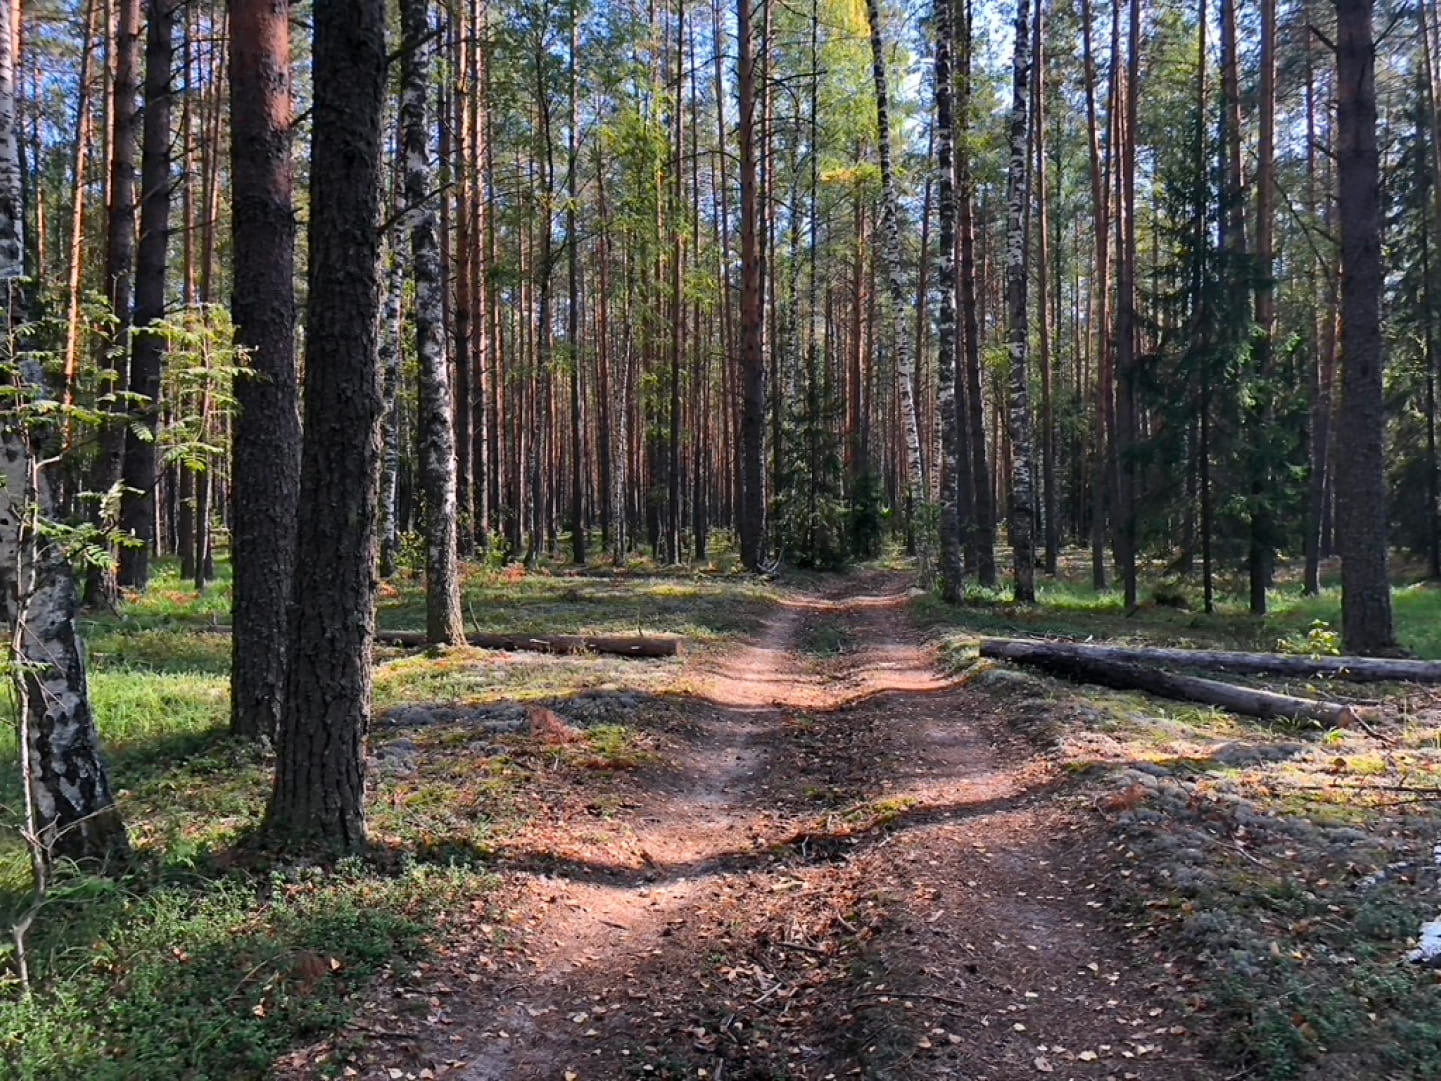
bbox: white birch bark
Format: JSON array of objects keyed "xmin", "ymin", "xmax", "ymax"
[
  {"xmin": 0, "ymin": 0, "xmax": 126, "ymax": 868},
  {"xmin": 401, "ymin": 0, "xmax": 464, "ymax": 644},
  {"xmin": 1004, "ymin": 0, "xmax": 1038, "ymax": 602},
  {"xmin": 377, "ymin": 241, "xmax": 404, "ymax": 578}
]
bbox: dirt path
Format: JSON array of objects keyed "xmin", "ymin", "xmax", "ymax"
[{"xmin": 283, "ymin": 573, "xmax": 1216, "ymax": 1081}]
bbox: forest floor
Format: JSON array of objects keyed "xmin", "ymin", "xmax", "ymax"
[
  {"xmin": 274, "ymin": 571, "xmax": 1223, "ymax": 1081},
  {"xmin": 9, "ymin": 560, "xmax": 1441, "ymax": 1080}
]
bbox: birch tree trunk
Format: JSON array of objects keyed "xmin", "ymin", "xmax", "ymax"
[
  {"xmin": 0, "ymin": 0, "xmax": 127, "ymax": 869},
  {"xmin": 229, "ymin": 0, "xmax": 300, "ymax": 740},
  {"xmin": 864, "ymin": 0, "xmax": 927, "ymax": 576},
  {"xmin": 1003, "ymin": 0, "xmax": 1037, "ymax": 603},
  {"xmin": 402, "ymin": 0, "xmax": 463, "ymax": 645},
  {"xmin": 377, "ymin": 241, "xmax": 403, "ymax": 578}
]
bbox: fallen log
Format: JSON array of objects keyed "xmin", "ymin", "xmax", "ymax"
[
  {"xmin": 979, "ymin": 638, "xmax": 1441, "ymax": 683},
  {"xmin": 374, "ymin": 630, "xmax": 680, "ymax": 658},
  {"xmin": 980, "ymin": 644, "xmax": 1365, "ymax": 727}
]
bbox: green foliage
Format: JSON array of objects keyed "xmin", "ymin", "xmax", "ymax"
[
  {"xmin": 0, "ymin": 860, "xmax": 466, "ymax": 1080},
  {"xmin": 846, "ymin": 471, "xmax": 887, "ymax": 562},
  {"xmin": 1274, "ymin": 619, "xmax": 1341, "ymax": 658},
  {"xmin": 773, "ymin": 354, "xmax": 849, "ymax": 571}
]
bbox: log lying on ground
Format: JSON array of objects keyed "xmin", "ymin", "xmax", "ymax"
[
  {"xmin": 374, "ymin": 630, "xmax": 680, "ymax": 658},
  {"xmin": 980, "ymin": 638, "xmax": 1441, "ymax": 683},
  {"xmin": 980, "ymin": 642, "xmax": 1366, "ymax": 727}
]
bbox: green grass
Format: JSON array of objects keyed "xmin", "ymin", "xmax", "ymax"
[
  {"xmin": 917, "ymin": 558, "xmax": 1441, "ymax": 661},
  {"xmin": 379, "ymin": 566, "xmax": 777, "ymax": 643},
  {"xmin": 0, "ymin": 554, "xmax": 781, "ymax": 1080}
]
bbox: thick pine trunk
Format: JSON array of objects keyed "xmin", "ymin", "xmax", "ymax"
[
  {"xmin": 1334, "ymin": 0, "xmax": 1396, "ymax": 654},
  {"xmin": 0, "ymin": 0, "xmax": 128, "ymax": 869},
  {"xmin": 263, "ymin": 0, "xmax": 386, "ymax": 850},
  {"xmin": 116, "ymin": 0, "xmax": 174, "ymax": 591},
  {"xmin": 229, "ymin": 0, "xmax": 300, "ymax": 740},
  {"xmin": 402, "ymin": 0, "xmax": 464, "ymax": 645},
  {"xmin": 1003, "ymin": 0, "xmax": 1037, "ymax": 603}
]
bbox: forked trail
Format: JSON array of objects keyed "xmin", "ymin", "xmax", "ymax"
[{"xmin": 283, "ymin": 573, "xmax": 1214, "ymax": 1081}]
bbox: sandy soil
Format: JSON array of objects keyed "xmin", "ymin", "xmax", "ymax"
[{"xmin": 276, "ymin": 572, "xmax": 1219, "ymax": 1081}]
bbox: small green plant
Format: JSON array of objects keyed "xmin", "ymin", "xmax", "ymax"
[{"xmin": 1275, "ymin": 619, "xmax": 1341, "ymax": 658}]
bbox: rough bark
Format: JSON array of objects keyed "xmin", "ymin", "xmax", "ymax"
[
  {"xmin": 864, "ymin": 0, "xmax": 927, "ymax": 575},
  {"xmin": 85, "ymin": 0, "xmax": 141, "ymax": 608},
  {"xmin": 1248, "ymin": 0, "xmax": 1277, "ymax": 615},
  {"xmin": 1114, "ymin": 0, "xmax": 1140, "ymax": 610},
  {"xmin": 1079, "ymin": 0, "xmax": 1111, "ymax": 592},
  {"xmin": 567, "ymin": 6, "xmax": 585, "ymax": 566},
  {"xmin": 1033, "ymin": 0, "xmax": 1057, "ymax": 576},
  {"xmin": 402, "ymin": 0, "xmax": 464, "ymax": 646},
  {"xmin": 1003, "ymin": 0, "xmax": 1037, "ymax": 603},
  {"xmin": 934, "ymin": 0, "xmax": 963, "ymax": 602},
  {"xmin": 263, "ymin": 0, "xmax": 386, "ymax": 850},
  {"xmin": 736, "ymin": 0, "xmax": 767, "ymax": 571},
  {"xmin": 229, "ymin": 0, "xmax": 300, "ymax": 740},
  {"xmin": 983, "ymin": 643, "xmax": 1369, "ymax": 728},
  {"xmin": 116, "ymin": 0, "xmax": 174, "ymax": 590},
  {"xmin": 957, "ymin": 0, "xmax": 994, "ymax": 587},
  {"xmin": 0, "ymin": 0, "xmax": 128, "ymax": 869},
  {"xmin": 1334, "ymin": 0, "xmax": 1396, "ymax": 654}
]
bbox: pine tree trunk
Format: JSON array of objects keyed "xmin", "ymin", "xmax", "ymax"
[
  {"xmin": 1002, "ymin": 0, "xmax": 1037, "ymax": 603},
  {"xmin": 60, "ymin": 0, "xmax": 98, "ymax": 425},
  {"xmin": 1420, "ymin": 0, "xmax": 1441, "ymax": 579},
  {"xmin": 934, "ymin": 0, "xmax": 963, "ymax": 601},
  {"xmin": 956, "ymin": 0, "xmax": 994, "ymax": 586},
  {"xmin": 567, "ymin": 4, "xmax": 585, "ymax": 565},
  {"xmin": 402, "ymin": 0, "xmax": 463, "ymax": 645},
  {"xmin": 263, "ymin": 0, "xmax": 386, "ymax": 850},
  {"xmin": 1247, "ymin": 0, "xmax": 1277, "ymax": 615},
  {"xmin": 229, "ymin": 0, "xmax": 300, "ymax": 740},
  {"xmin": 116, "ymin": 0, "xmax": 174, "ymax": 591},
  {"xmin": 1334, "ymin": 0, "xmax": 1396, "ymax": 654},
  {"xmin": 736, "ymin": 0, "xmax": 767, "ymax": 571},
  {"xmin": 0, "ymin": 0, "xmax": 128, "ymax": 869},
  {"xmin": 864, "ymin": 0, "xmax": 927, "ymax": 576},
  {"xmin": 1034, "ymin": 0, "xmax": 1057, "ymax": 576},
  {"xmin": 1114, "ymin": 0, "xmax": 1139, "ymax": 611},
  {"xmin": 1079, "ymin": 0, "xmax": 1111, "ymax": 592},
  {"xmin": 85, "ymin": 0, "xmax": 140, "ymax": 608}
]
